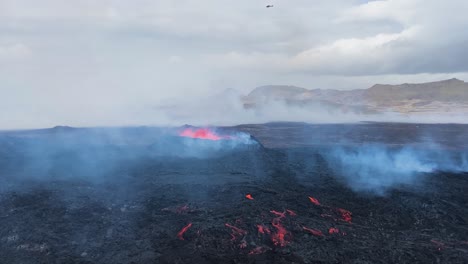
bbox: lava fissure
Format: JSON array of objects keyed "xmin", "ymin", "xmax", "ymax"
[
  {"xmin": 309, "ymin": 195, "xmax": 353, "ymax": 223},
  {"xmin": 177, "ymin": 223, "xmax": 193, "ymax": 240},
  {"xmin": 269, "ymin": 210, "xmax": 291, "ymax": 247},
  {"xmin": 303, "ymin": 226, "xmax": 324, "ymax": 237},
  {"xmin": 308, "ymin": 196, "xmax": 321, "ymax": 206},
  {"xmin": 179, "ymin": 128, "xmax": 232, "ymax": 141}
]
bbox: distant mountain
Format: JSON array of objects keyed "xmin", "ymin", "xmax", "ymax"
[
  {"xmin": 366, "ymin": 78, "xmax": 468, "ymax": 103},
  {"xmin": 242, "ymin": 78, "xmax": 468, "ymax": 114}
]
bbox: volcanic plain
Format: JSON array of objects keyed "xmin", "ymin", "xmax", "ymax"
[{"xmin": 0, "ymin": 123, "xmax": 467, "ymax": 263}]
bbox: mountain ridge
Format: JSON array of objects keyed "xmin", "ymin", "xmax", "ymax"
[{"xmin": 242, "ymin": 78, "xmax": 468, "ymax": 114}]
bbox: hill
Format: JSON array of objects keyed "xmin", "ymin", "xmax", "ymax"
[{"xmin": 243, "ymin": 79, "xmax": 468, "ymax": 114}]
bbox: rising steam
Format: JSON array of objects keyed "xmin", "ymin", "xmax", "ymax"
[{"xmin": 324, "ymin": 144, "xmax": 467, "ymax": 194}]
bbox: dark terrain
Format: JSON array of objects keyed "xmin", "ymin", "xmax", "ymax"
[{"xmin": 0, "ymin": 123, "xmax": 467, "ymax": 263}]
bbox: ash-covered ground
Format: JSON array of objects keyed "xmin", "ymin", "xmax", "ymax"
[{"xmin": 0, "ymin": 123, "xmax": 467, "ymax": 263}]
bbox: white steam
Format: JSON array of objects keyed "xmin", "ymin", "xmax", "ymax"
[{"xmin": 324, "ymin": 144, "xmax": 467, "ymax": 195}]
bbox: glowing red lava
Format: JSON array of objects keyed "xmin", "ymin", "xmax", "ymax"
[
  {"xmin": 308, "ymin": 196, "xmax": 321, "ymax": 206},
  {"xmin": 257, "ymin": 224, "xmax": 271, "ymax": 235},
  {"xmin": 328, "ymin": 227, "xmax": 340, "ymax": 234},
  {"xmin": 303, "ymin": 226, "xmax": 324, "ymax": 237},
  {"xmin": 269, "ymin": 210, "xmax": 290, "ymax": 247},
  {"xmin": 271, "ymin": 218, "xmax": 288, "ymax": 246},
  {"xmin": 179, "ymin": 128, "xmax": 231, "ymax": 141},
  {"xmin": 177, "ymin": 223, "xmax": 193, "ymax": 240},
  {"xmin": 245, "ymin": 194, "xmax": 254, "ymax": 200},
  {"xmin": 337, "ymin": 208, "xmax": 352, "ymax": 223}
]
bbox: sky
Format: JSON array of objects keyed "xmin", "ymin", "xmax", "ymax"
[{"xmin": 1, "ymin": 0, "xmax": 467, "ymax": 128}]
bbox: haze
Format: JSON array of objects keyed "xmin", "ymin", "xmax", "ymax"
[{"xmin": 1, "ymin": 0, "xmax": 468, "ymax": 129}]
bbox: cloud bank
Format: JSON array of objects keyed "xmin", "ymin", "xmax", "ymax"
[{"xmin": 1, "ymin": 0, "xmax": 467, "ymax": 128}]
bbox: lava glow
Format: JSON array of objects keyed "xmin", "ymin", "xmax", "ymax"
[
  {"xmin": 179, "ymin": 128, "xmax": 231, "ymax": 141},
  {"xmin": 270, "ymin": 210, "xmax": 290, "ymax": 247},
  {"xmin": 257, "ymin": 225, "xmax": 271, "ymax": 234},
  {"xmin": 177, "ymin": 223, "xmax": 193, "ymax": 240},
  {"xmin": 271, "ymin": 218, "xmax": 288, "ymax": 247},
  {"xmin": 303, "ymin": 226, "xmax": 324, "ymax": 237},
  {"xmin": 308, "ymin": 196, "xmax": 321, "ymax": 206},
  {"xmin": 337, "ymin": 208, "xmax": 352, "ymax": 223},
  {"xmin": 328, "ymin": 227, "xmax": 340, "ymax": 234},
  {"xmin": 245, "ymin": 194, "xmax": 254, "ymax": 200}
]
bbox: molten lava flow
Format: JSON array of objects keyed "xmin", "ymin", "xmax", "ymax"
[
  {"xmin": 337, "ymin": 208, "xmax": 352, "ymax": 223},
  {"xmin": 245, "ymin": 194, "xmax": 254, "ymax": 200},
  {"xmin": 271, "ymin": 218, "xmax": 288, "ymax": 247},
  {"xmin": 179, "ymin": 127, "xmax": 231, "ymax": 140},
  {"xmin": 303, "ymin": 226, "xmax": 324, "ymax": 237},
  {"xmin": 269, "ymin": 210, "xmax": 290, "ymax": 247},
  {"xmin": 328, "ymin": 227, "xmax": 339, "ymax": 234},
  {"xmin": 308, "ymin": 196, "xmax": 321, "ymax": 206},
  {"xmin": 177, "ymin": 223, "xmax": 193, "ymax": 240}
]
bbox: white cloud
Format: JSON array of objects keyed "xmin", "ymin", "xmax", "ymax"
[
  {"xmin": 207, "ymin": 0, "xmax": 468, "ymax": 75},
  {"xmin": 289, "ymin": 27, "xmax": 419, "ymax": 75},
  {"xmin": 0, "ymin": 0, "xmax": 467, "ymax": 128},
  {"xmin": 0, "ymin": 43, "xmax": 31, "ymax": 60},
  {"xmin": 168, "ymin": 55, "xmax": 183, "ymax": 64}
]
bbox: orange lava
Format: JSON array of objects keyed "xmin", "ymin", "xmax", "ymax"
[
  {"xmin": 308, "ymin": 196, "xmax": 321, "ymax": 206},
  {"xmin": 269, "ymin": 210, "xmax": 291, "ymax": 247},
  {"xmin": 272, "ymin": 218, "xmax": 288, "ymax": 246},
  {"xmin": 179, "ymin": 127, "xmax": 230, "ymax": 141},
  {"xmin": 177, "ymin": 223, "xmax": 193, "ymax": 240},
  {"xmin": 328, "ymin": 227, "xmax": 340, "ymax": 234},
  {"xmin": 245, "ymin": 194, "xmax": 254, "ymax": 200}
]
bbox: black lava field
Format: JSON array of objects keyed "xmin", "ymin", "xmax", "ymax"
[{"xmin": 0, "ymin": 123, "xmax": 467, "ymax": 263}]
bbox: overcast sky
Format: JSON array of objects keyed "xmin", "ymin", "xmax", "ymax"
[{"xmin": 1, "ymin": 0, "xmax": 467, "ymax": 128}]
